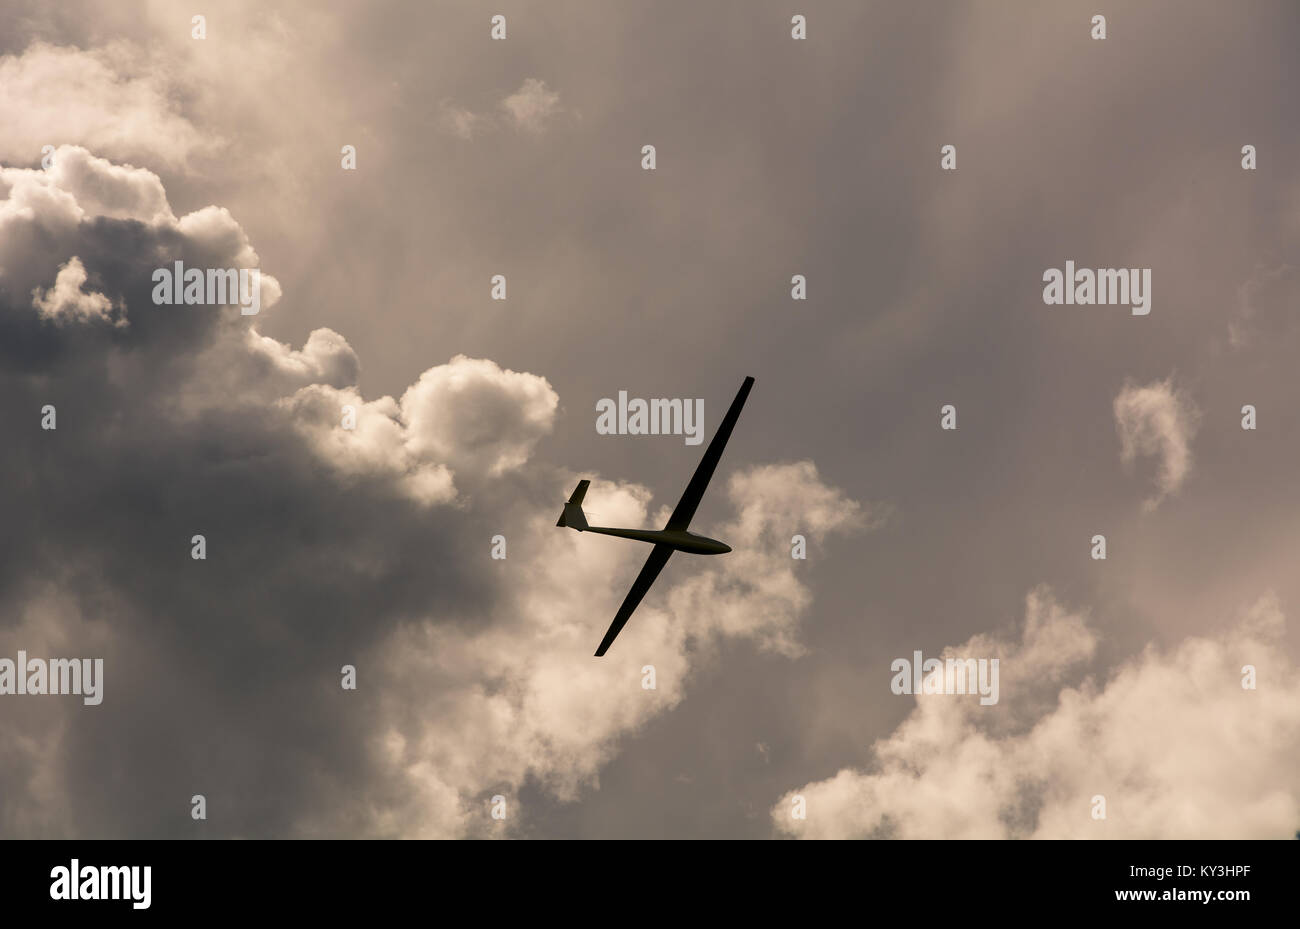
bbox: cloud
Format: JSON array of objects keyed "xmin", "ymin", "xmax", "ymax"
[
  {"xmin": 1, "ymin": 146, "xmax": 277, "ymax": 323},
  {"xmin": 0, "ymin": 42, "xmax": 208, "ymax": 170},
  {"xmin": 1228, "ymin": 263, "xmax": 1300, "ymax": 349},
  {"xmin": 32, "ymin": 257, "xmax": 121, "ymax": 328},
  {"xmin": 364, "ymin": 461, "xmax": 872, "ymax": 837},
  {"xmin": 436, "ymin": 78, "xmax": 562, "ymax": 139},
  {"xmin": 247, "ymin": 327, "xmax": 360, "ymax": 388},
  {"xmin": 438, "ymin": 102, "xmax": 482, "ymax": 141},
  {"xmin": 274, "ymin": 352, "xmax": 558, "ymax": 508},
  {"xmin": 665, "ymin": 461, "xmax": 882, "ymax": 657},
  {"xmin": 773, "ymin": 589, "xmax": 1299, "ymax": 839},
  {"xmin": 398, "ymin": 355, "xmax": 558, "ymax": 479},
  {"xmin": 0, "ymin": 144, "xmax": 173, "ymax": 238},
  {"xmin": 0, "ymin": 146, "xmax": 486, "ymax": 836},
  {"xmin": 0, "ymin": 146, "xmax": 866, "ymax": 838},
  {"xmin": 1113, "ymin": 377, "xmax": 1200, "ymax": 510},
  {"xmin": 270, "ymin": 352, "xmax": 560, "ymax": 504},
  {"xmin": 501, "ymin": 78, "xmax": 562, "ymax": 133},
  {"xmin": 276, "ymin": 384, "xmax": 457, "ymax": 507}
]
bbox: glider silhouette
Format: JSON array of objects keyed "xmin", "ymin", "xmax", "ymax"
[{"xmin": 558, "ymin": 376, "xmax": 754, "ymax": 656}]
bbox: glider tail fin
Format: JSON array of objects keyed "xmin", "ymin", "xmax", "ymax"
[{"xmin": 556, "ymin": 479, "xmax": 590, "ymax": 530}]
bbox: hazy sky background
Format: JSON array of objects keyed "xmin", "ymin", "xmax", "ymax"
[{"xmin": 1, "ymin": 1, "xmax": 1297, "ymax": 838}]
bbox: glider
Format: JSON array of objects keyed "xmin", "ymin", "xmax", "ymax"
[{"xmin": 558, "ymin": 376, "xmax": 754, "ymax": 656}]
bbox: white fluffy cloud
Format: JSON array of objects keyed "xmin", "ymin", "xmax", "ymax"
[
  {"xmin": 1, "ymin": 145, "xmax": 552, "ymax": 509},
  {"xmin": 278, "ymin": 383, "xmax": 457, "ymax": 507},
  {"xmin": 667, "ymin": 461, "xmax": 881, "ymax": 657},
  {"xmin": 773, "ymin": 588, "xmax": 1299, "ymax": 839},
  {"xmin": 32, "ymin": 256, "xmax": 121, "ymax": 327},
  {"xmin": 0, "ymin": 144, "xmax": 173, "ymax": 234},
  {"xmin": 277, "ymin": 354, "xmax": 562, "ymax": 505},
  {"xmin": 400, "ymin": 355, "xmax": 556, "ymax": 477},
  {"xmin": 246, "ymin": 327, "xmax": 359, "ymax": 387},
  {"xmin": 1, "ymin": 146, "xmax": 281, "ymax": 318},
  {"xmin": 0, "ymin": 42, "xmax": 208, "ymax": 170},
  {"xmin": 1113, "ymin": 377, "xmax": 1200, "ymax": 510}
]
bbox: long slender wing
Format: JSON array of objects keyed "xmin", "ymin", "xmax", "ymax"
[
  {"xmin": 665, "ymin": 376, "xmax": 754, "ymax": 531},
  {"xmin": 595, "ymin": 543, "xmax": 674, "ymax": 656}
]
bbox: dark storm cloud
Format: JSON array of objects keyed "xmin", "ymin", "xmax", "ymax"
[{"xmin": 0, "ymin": 153, "xmax": 508, "ymax": 836}]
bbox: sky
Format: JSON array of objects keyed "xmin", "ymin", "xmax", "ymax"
[{"xmin": 0, "ymin": 0, "xmax": 1297, "ymax": 839}]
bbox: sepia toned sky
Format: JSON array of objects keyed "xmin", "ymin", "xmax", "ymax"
[{"xmin": 1, "ymin": 0, "xmax": 1297, "ymax": 838}]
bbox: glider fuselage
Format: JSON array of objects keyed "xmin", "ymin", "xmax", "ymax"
[{"xmin": 581, "ymin": 526, "xmax": 731, "ymax": 555}]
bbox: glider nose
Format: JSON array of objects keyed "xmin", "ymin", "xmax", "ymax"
[{"xmin": 719, "ymin": 541, "xmax": 732, "ymax": 554}]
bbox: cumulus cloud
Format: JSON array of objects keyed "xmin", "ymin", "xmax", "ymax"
[
  {"xmin": 32, "ymin": 257, "xmax": 122, "ymax": 328},
  {"xmin": 45, "ymin": 146, "xmax": 176, "ymax": 224},
  {"xmin": 0, "ymin": 147, "xmax": 279, "ymax": 332},
  {"xmin": 247, "ymin": 327, "xmax": 360, "ymax": 388},
  {"xmin": 0, "ymin": 146, "xmax": 866, "ymax": 838},
  {"xmin": 0, "ymin": 42, "xmax": 208, "ymax": 170},
  {"xmin": 0, "ymin": 144, "xmax": 173, "ymax": 237},
  {"xmin": 399, "ymin": 355, "xmax": 557, "ymax": 479},
  {"xmin": 277, "ymin": 353, "xmax": 557, "ymax": 505},
  {"xmin": 278, "ymin": 383, "xmax": 457, "ymax": 507},
  {"xmin": 1113, "ymin": 377, "xmax": 1200, "ymax": 510},
  {"xmin": 364, "ymin": 462, "xmax": 872, "ymax": 837},
  {"xmin": 666, "ymin": 461, "xmax": 882, "ymax": 657},
  {"xmin": 773, "ymin": 589, "xmax": 1299, "ymax": 839}
]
